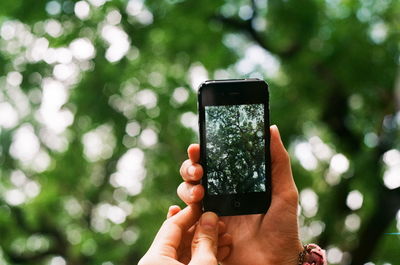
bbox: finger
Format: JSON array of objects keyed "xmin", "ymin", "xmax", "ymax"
[
  {"xmin": 179, "ymin": 159, "xmax": 203, "ymax": 182},
  {"xmin": 187, "ymin": 144, "xmax": 200, "ymax": 163},
  {"xmin": 177, "ymin": 182, "xmax": 204, "ymax": 205},
  {"xmin": 179, "ymin": 224, "xmax": 228, "ymax": 263},
  {"xmin": 178, "ymin": 224, "xmax": 197, "ymax": 264},
  {"xmin": 190, "ymin": 212, "xmax": 219, "ymax": 265},
  {"xmin": 179, "ymin": 231, "xmax": 231, "ymax": 264},
  {"xmin": 216, "ymin": 246, "xmax": 231, "ymax": 261},
  {"xmin": 150, "ymin": 204, "xmax": 202, "ymax": 256},
  {"xmin": 270, "ymin": 125, "xmax": 298, "ymax": 203},
  {"xmin": 167, "ymin": 205, "xmax": 181, "ymax": 218},
  {"xmin": 218, "ymin": 221, "xmax": 226, "ymax": 235},
  {"xmin": 218, "ymin": 233, "xmax": 233, "ymax": 247}
]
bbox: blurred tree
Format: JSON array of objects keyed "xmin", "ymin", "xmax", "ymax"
[
  {"xmin": 0, "ymin": 0, "xmax": 399, "ymax": 265},
  {"xmin": 205, "ymin": 104, "xmax": 266, "ymax": 195}
]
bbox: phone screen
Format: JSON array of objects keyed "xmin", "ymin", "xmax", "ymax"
[{"xmin": 205, "ymin": 103, "xmax": 266, "ymax": 195}]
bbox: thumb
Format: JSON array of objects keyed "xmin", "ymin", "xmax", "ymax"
[
  {"xmin": 270, "ymin": 125, "xmax": 298, "ymax": 204},
  {"xmin": 189, "ymin": 212, "xmax": 219, "ymax": 265}
]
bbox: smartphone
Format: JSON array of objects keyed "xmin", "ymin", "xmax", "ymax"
[{"xmin": 198, "ymin": 78, "xmax": 271, "ymax": 216}]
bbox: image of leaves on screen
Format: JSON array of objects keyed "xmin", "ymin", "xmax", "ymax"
[{"xmin": 205, "ymin": 104, "xmax": 266, "ymax": 195}]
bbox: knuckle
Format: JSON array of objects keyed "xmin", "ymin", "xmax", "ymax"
[
  {"xmin": 177, "ymin": 182, "xmax": 186, "ymax": 197},
  {"xmin": 192, "ymin": 234, "xmax": 216, "ymax": 248},
  {"xmin": 179, "ymin": 160, "xmax": 191, "ymax": 179},
  {"xmin": 196, "ymin": 165, "xmax": 204, "ymax": 178},
  {"xmin": 179, "ymin": 162, "xmax": 186, "ymax": 177},
  {"xmin": 282, "ymin": 189, "xmax": 299, "ymax": 204},
  {"xmin": 177, "ymin": 182, "xmax": 192, "ymax": 203}
]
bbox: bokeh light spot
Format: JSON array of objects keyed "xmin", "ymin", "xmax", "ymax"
[
  {"xmin": 69, "ymin": 38, "xmax": 96, "ymax": 60},
  {"xmin": 329, "ymin": 153, "xmax": 350, "ymax": 175},
  {"xmin": 300, "ymin": 188, "xmax": 318, "ymax": 217},
  {"xmin": 345, "ymin": 213, "xmax": 361, "ymax": 232},
  {"xmin": 172, "ymin": 87, "xmax": 189, "ymax": 104},
  {"xmin": 327, "ymin": 247, "xmax": 343, "ymax": 264},
  {"xmin": 74, "ymin": 1, "xmax": 90, "ymax": 20},
  {"xmin": 139, "ymin": 128, "xmax": 158, "ymax": 147},
  {"xmin": 346, "ymin": 190, "xmax": 363, "ymax": 210},
  {"xmin": 46, "ymin": 1, "xmax": 62, "ymax": 15},
  {"xmin": 0, "ymin": 102, "xmax": 19, "ymax": 129}
]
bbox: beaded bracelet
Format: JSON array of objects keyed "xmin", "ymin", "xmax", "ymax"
[{"xmin": 298, "ymin": 244, "xmax": 327, "ymax": 265}]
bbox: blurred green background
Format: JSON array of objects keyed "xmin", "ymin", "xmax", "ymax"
[{"xmin": 0, "ymin": 0, "xmax": 399, "ymax": 264}]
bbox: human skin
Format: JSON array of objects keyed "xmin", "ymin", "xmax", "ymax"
[
  {"xmin": 164, "ymin": 205, "xmax": 232, "ymax": 263},
  {"xmin": 139, "ymin": 204, "xmax": 232, "ymax": 265},
  {"xmin": 178, "ymin": 125, "xmax": 303, "ymax": 265}
]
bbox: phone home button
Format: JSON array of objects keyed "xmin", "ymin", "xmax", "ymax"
[{"xmin": 233, "ymin": 201, "xmax": 241, "ymax": 208}]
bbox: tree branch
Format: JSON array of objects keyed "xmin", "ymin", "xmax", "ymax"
[{"xmin": 0, "ymin": 203, "xmax": 72, "ymax": 264}]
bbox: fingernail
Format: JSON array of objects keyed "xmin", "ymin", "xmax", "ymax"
[
  {"xmin": 200, "ymin": 212, "xmax": 218, "ymax": 230},
  {"xmin": 187, "ymin": 165, "xmax": 196, "ymax": 176}
]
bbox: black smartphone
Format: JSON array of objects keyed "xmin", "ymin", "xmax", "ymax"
[{"xmin": 198, "ymin": 78, "xmax": 271, "ymax": 216}]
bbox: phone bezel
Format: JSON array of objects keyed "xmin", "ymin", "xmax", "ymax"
[{"xmin": 198, "ymin": 79, "xmax": 271, "ymax": 216}]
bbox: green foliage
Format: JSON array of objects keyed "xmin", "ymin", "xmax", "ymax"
[
  {"xmin": 205, "ymin": 104, "xmax": 266, "ymax": 195},
  {"xmin": 0, "ymin": 0, "xmax": 399, "ymax": 265}
]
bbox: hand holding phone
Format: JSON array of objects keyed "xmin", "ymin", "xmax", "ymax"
[{"xmin": 178, "ymin": 126, "xmax": 303, "ymax": 265}]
